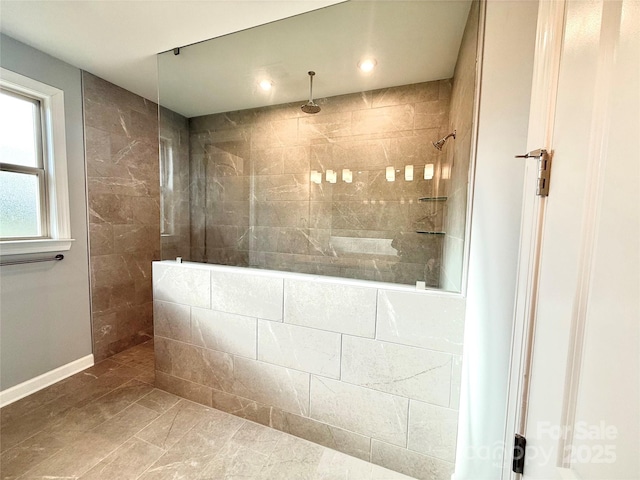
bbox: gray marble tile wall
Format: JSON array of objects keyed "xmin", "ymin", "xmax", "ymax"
[
  {"xmin": 440, "ymin": 1, "xmax": 480, "ymax": 292},
  {"xmin": 188, "ymin": 80, "xmax": 452, "ymax": 287},
  {"xmin": 159, "ymin": 107, "xmax": 191, "ymax": 261},
  {"xmin": 152, "ymin": 261, "xmax": 466, "ymax": 480},
  {"xmin": 83, "ymin": 72, "xmax": 160, "ymax": 361}
]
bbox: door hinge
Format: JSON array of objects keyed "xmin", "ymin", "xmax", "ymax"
[
  {"xmin": 515, "ymin": 148, "xmax": 553, "ymax": 196},
  {"xmin": 513, "ymin": 433, "xmax": 527, "ymax": 474}
]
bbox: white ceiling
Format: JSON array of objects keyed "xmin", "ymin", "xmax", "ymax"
[
  {"xmin": 159, "ymin": 1, "xmax": 472, "ymax": 117},
  {"xmin": 0, "ymin": 0, "xmax": 343, "ymax": 102}
]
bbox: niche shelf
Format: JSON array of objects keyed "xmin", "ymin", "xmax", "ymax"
[{"xmin": 418, "ymin": 196, "xmax": 448, "ymax": 202}]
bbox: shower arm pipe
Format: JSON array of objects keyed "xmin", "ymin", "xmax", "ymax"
[
  {"xmin": 432, "ymin": 130, "xmax": 457, "ymax": 150},
  {"xmin": 308, "ymin": 71, "xmax": 315, "ymax": 103},
  {"xmin": 442, "ymin": 131, "xmax": 456, "ymax": 142}
]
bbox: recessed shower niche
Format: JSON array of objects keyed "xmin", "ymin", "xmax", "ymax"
[{"xmin": 158, "ymin": 0, "xmax": 479, "ymax": 292}]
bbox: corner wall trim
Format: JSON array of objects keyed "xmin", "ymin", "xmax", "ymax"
[{"xmin": 0, "ymin": 354, "xmax": 94, "ymax": 408}]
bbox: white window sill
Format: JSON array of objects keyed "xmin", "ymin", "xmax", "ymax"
[{"xmin": 0, "ymin": 239, "xmax": 75, "ymax": 256}]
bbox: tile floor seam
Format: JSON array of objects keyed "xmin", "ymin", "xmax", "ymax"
[
  {"xmin": 0, "ymin": 441, "xmax": 61, "ymax": 479},
  {"xmin": 54, "ymin": 381, "xmax": 152, "ymax": 436},
  {"xmin": 139, "ymin": 399, "xmax": 205, "ymax": 451},
  {"xmin": 17, "ymin": 407, "xmax": 147, "ymax": 480},
  {"xmin": 131, "ymin": 446, "xmax": 170, "ymax": 480},
  {"xmin": 90, "ymin": 402, "xmax": 159, "ymax": 441},
  {"xmin": 188, "ymin": 420, "xmax": 247, "ymax": 480},
  {"xmin": 1, "ymin": 340, "xmax": 418, "ymax": 480},
  {"xmin": 132, "ymin": 433, "xmax": 169, "ymax": 452}
]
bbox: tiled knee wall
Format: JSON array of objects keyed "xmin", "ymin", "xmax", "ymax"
[{"xmin": 152, "ymin": 261, "xmax": 465, "ymax": 480}]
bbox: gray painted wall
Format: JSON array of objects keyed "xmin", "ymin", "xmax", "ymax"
[{"xmin": 0, "ymin": 34, "xmax": 92, "ymax": 390}]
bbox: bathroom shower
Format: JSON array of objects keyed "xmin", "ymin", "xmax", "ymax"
[
  {"xmin": 157, "ymin": 0, "xmax": 478, "ymax": 294},
  {"xmin": 301, "ymin": 71, "xmax": 321, "ymax": 114},
  {"xmin": 432, "ymin": 130, "xmax": 456, "ymax": 150}
]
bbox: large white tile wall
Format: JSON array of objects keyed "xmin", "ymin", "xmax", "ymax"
[{"xmin": 152, "ymin": 261, "xmax": 466, "ymax": 480}]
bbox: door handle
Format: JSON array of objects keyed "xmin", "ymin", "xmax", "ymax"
[
  {"xmin": 515, "ymin": 148, "xmax": 552, "ymax": 196},
  {"xmin": 515, "ymin": 148, "xmax": 547, "ymax": 159}
]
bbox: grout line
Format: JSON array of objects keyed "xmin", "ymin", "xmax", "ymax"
[
  {"xmin": 373, "ymin": 288, "xmax": 379, "ymax": 339},
  {"xmin": 56, "ymin": 402, "xmax": 153, "ymax": 478},
  {"xmin": 448, "ymin": 356, "xmax": 454, "ymax": 408},
  {"xmin": 188, "ymin": 305, "xmax": 193, "ymax": 344},
  {"xmin": 9, "ymin": 441, "xmax": 61, "ymax": 477},
  {"xmin": 308, "ymin": 366, "xmax": 312, "ymax": 416},
  {"xmin": 406, "ymin": 398, "xmax": 412, "ymax": 450},
  {"xmin": 255, "ymin": 318, "xmax": 259, "ymax": 360},
  {"xmin": 134, "ymin": 434, "xmax": 167, "ymax": 451},
  {"xmin": 339, "ymin": 334, "xmax": 344, "ymax": 381},
  {"xmin": 133, "ymin": 448, "xmax": 169, "ymax": 479},
  {"xmin": 158, "ymin": 334, "xmax": 451, "ymax": 408},
  {"xmin": 281, "ymin": 278, "xmax": 285, "ymax": 322}
]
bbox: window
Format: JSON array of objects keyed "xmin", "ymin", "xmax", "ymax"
[
  {"xmin": 0, "ymin": 89, "xmax": 48, "ymax": 239},
  {"xmin": 0, "ymin": 68, "xmax": 73, "ymax": 255}
]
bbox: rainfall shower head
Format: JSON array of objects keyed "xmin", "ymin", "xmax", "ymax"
[
  {"xmin": 301, "ymin": 71, "xmax": 321, "ymax": 114},
  {"xmin": 432, "ymin": 130, "xmax": 457, "ymax": 151}
]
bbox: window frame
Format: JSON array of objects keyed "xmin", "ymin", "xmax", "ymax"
[
  {"xmin": 0, "ymin": 87, "xmax": 50, "ymax": 240},
  {"xmin": 0, "ymin": 68, "xmax": 74, "ymax": 256}
]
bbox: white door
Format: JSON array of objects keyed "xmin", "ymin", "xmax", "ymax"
[{"xmin": 507, "ymin": 1, "xmax": 639, "ymax": 479}]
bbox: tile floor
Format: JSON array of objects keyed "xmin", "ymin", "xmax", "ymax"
[{"xmin": 0, "ymin": 341, "xmax": 414, "ymax": 479}]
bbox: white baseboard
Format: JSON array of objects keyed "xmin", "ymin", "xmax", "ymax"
[{"xmin": 0, "ymin": 354, "xmax": 94, "ymax": 408}]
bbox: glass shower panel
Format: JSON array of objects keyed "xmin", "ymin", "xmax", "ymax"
[
  {"xmin": 159, "ymin": 107, "xmax": 191, "ymax": 260},
  {"xmin": 158, "ymin": 0, "xmax": 479, "ymax": 291},
  {"xmin": 184, "ymin": 82, "xmax": 450, "ymax": 286}
]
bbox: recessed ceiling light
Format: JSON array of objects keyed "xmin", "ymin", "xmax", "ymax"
[
  {"xmin": 358, "ymin": 59, "xmax": 377, "ymax": 73},
  {"xmin": 259, "ymin": 80, "xmax": 273, "ymax": 91}
]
